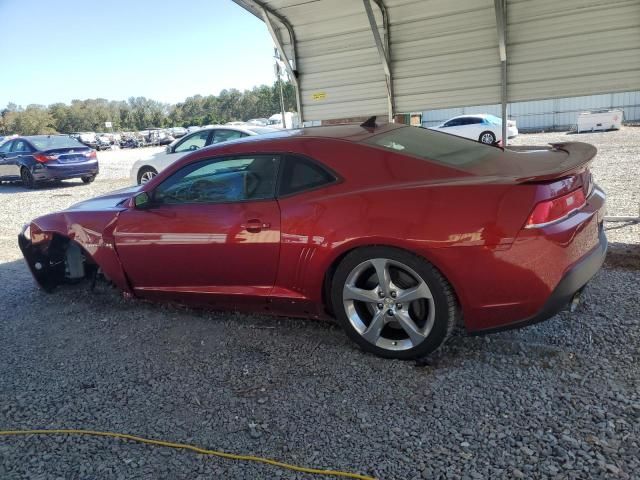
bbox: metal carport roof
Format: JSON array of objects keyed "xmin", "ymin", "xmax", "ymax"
[{"xmin": 232, "ymin": 0, "xmax": 640, "ymax": 127}]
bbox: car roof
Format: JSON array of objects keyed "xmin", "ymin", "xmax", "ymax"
[{"xmin": 449, "ymin": 114, "xmax": 490, "ymax": 119}]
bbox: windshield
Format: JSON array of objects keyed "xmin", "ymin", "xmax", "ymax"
[
  {"xmin": 363, "ymin": 126, "xmax": 497, "ymax": 167},
  {"xmin": 27, "ymin": 135, "xmax": 87, "ymax": 150}
]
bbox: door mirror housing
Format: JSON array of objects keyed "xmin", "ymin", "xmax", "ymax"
[
  {"xmin": 133, "ymin": 191, "xmax": 152, "ymax": 209},
  {"xmin": 165, "ymin": 145, "xmax": 172, "ymax": 154}
]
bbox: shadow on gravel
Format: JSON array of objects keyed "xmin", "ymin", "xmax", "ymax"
[
  {"xmin": 604, "ymin": 240, "xmax": 640, "ymax": 270},
  {"xmin": 0, "ymin": 180, "xmax": 86, "ymax": 194}
]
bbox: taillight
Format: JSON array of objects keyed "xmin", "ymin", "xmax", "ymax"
[
  {"xmin": 84, "ymin": 150, "xmax": 97, "ymax": 159},
  {"xmin": 33, "ymin": 153, "xmax": 56, "ymax": 163},
  {"xmin": 525, "ymin": 188, "xmax": 586, "ymax": 228}
]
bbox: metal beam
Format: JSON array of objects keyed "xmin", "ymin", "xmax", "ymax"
[
  {"xmin": 363, "ymin": 0, "xmax": 394, "ymax": 122},
  {"xmin": 494, "ymin": 0, "xmax": 507, "ymax": 146},
  {"xmin": 232, "ymin": 0, "xmax": 303, "ymax": 124}
]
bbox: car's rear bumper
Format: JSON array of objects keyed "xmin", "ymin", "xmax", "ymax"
[
  {"xmin": 471, "ymin": 223, "xmax": 607, "ymax": 335},
  {"xmin": 32, "ymin": 160, "xmax": 99, "ymax": 181}
]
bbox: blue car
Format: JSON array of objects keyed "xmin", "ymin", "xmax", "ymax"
[{"xmin": 0, "ymin": 135, "xmax": 99, "ymax": 188}]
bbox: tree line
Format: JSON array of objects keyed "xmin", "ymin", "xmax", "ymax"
[{"xmin": 0, "ymin": 82, "xmax": 297, "ymax": 135}]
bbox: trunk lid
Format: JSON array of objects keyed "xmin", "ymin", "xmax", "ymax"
[
  {"xmin": 44, "ymin": 147, "xmax": 94, "ymax": 164},
  {"xmin": 464, "ymin": 142, "xmax": 596, "ymax": 183}
]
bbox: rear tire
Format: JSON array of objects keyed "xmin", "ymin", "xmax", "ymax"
[
  {"xmin": 479, "ymin": 131, "xmax": 496, "ymax": 144},
  {"xmin": 21, "ymin": 167, "xmax": 36, "ymax": 189},
  {"xmin": 137, "ymin": 166, "xmax": 158, "ymax": 185},
  {"xmin": 331, "ymin": 246, "xmax": 458, "ymax": 360},
  {"xmin": 81, "ymin": 176, "xmax": 95, "ymax": 184}
]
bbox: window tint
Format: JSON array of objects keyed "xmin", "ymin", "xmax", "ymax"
[
  {"xmin": 11, "ymin": 140, "xmax": 33, "ymax": 153},
  {"xmin": 0, "ymin": 141, "xmax": 13, "ymax": 153},
  {"xmin": 154, "ymin": 155, "xmax": 279, "ymax": 205},
  {"xmin": 363, "ymin": 126, "xmax": 495, "ymax": 167},
  {"xmin": 212, "ymin": 130, "xmax": 245, "ymax": 144},
  {"xmin": 174, "ymin": 130, "xmax": 210, "ymax": 153},
  {"xmin": 278, "ymin": 156, "xmax": 335, "ymax": 196},
  {"xmin": 27, "ymin": 135, "xmax": 85, "ymax": 150}
]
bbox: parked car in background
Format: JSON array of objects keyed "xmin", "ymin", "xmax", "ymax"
[
  {"xmin": 0, "ymin": 135, "xmax": 98, "ymax": 188},
  {"xmin": 20, "ymin": 122, "xmax": 606, "ymax": 359},
  {"xmin": 70, "ymin": 132, "xmax": 98, "ymax": 149},
  {"xmin": 129, "ymin": 125, "xmax": 279, "ymax": 184},
  {"xmin": 268, "ymin": 112, "xmax": 299, "ymax": 129},
  {"xmin": 429, "ymin": 114, "xmax": 518, "ymax": 144},
  {"xmin": 246, "ymin": 118, "xmax": 269, "ymax": 126},
  {"xmin": 169, "ymin": 127, "xmax": 187, "ymax": 138}
]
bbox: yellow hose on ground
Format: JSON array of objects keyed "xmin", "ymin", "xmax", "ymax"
[{"xmin": 0, "ymin": 429, "xmax": 376, "ymax": 480}]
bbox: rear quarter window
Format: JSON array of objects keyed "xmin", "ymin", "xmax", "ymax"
[
  {"xmin": 278, "ymin": 155, "xmax": 336, "ymax": 196},
  {"xmin": 363, "ymin": 126, "xmax": 495, "ymax": 167}
]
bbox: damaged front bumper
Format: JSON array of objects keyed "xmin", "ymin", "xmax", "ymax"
[{"xmin": 18, "ymin": 225, "xmax": 67, "ymax": 292}]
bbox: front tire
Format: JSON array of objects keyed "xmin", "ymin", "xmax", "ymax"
[
  {"xmin": 21, "ymin": 167, "xmax": 36, "ymax": 189},
  {"xmin": 137, "ymin": 166, "xmax": 158, "ymax": 185},
  {"xmin": 81, "ymin": 175, "xmax": 95, "ymax": 184},
  {"xmin": 331, "ymin": 246, "xmax": 458, "ymax": 360},
  {"xmin": 479, "ymin": 131, "xmax": 496, "ymax": 144}
]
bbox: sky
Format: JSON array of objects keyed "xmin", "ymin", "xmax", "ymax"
[{"xmin": 0, "ymin": 0, "xmax": 277, "ymax": 107}]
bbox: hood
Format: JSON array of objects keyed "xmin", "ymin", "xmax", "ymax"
[{"xmin": 67, "ymin": 185, "xmax": 141, "ymax": 211}]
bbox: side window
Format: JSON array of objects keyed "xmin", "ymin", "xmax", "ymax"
[
  {"xmin": 0, "ymin": 141, "xmax": 13, "ymax": 154},
  {"xmin": 444, "ymin": 119, "xmax": 459, "ymax": 127},
  {"xmin": 12, "ymin": 140, "xmax": 33, "ymax": 153},
  {"xmin": 154, "ymin": 155, "xmax": 280, "ymax": 205},
  {"xmin": 174, "ymin": 130, "xmax": 210, "ymax": 153},
  {"xmin": 211, "ymin": 130, "xmax": 245, "ymax": 144},
  {"xmin": 278, "ymin": 155, "xmax": 336, "ymax": 197},
  {"xmin": 468, "ymin": 117, "xmax": 483, "ymax": 125}
]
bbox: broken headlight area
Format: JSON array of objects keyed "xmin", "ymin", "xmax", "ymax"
[{"xmin": 18, "ymin": 228, "xmax": 99, "ymax": 292}]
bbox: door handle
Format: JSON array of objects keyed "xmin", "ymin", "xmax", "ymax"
[{"xmin": 241, "ymin": 219, "xmax": 270, "ymax": 233}]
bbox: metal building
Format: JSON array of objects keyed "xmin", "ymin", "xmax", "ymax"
[
  {"xmin": 232, "ymin": 0, "xmax": 640, "ymax": 130},
  {"xmin": 422, "ymin": 90, "xmax": 640, "ymax": 131}
]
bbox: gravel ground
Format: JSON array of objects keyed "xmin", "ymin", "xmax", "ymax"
[{"xmin": 0, "ymin": 131, "xmax": 639, "ymax": 480}]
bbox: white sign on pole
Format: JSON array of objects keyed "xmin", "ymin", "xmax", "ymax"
[{"xmin": 105, "ymin": 121, "xmax": 112, "ymax": 128}]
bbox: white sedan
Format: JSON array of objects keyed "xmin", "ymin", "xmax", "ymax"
[
  {"xmin": 429, "ymin": 114, "xmax": 518, "ymax": 144},
  {"xmin": 129, "ymin": 125, "xmax": 279, "ymax": 185}
]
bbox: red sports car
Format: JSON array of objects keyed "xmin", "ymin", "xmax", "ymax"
[{"xmin": 19, "ymin": 122, "xmax": 607, "ymax": 359}]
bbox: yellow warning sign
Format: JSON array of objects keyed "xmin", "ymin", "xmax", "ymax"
[{"xmin": 312, "ymin": 92, "xmax": 327, "ymax": 101}]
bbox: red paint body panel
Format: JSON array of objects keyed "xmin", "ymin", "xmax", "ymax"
[{"xmin": 22, "ymin": 124, "xmax": 607, "ymax": 332}]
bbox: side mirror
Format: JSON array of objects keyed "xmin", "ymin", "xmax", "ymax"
[
  {"xmin": 165, "ymin": 145, "xmax": 172, "ymax": 154},
  {"xmin": 0, "ymin": 152, "xmax": 5, "ymax": 158},
  {"xmin": 133, "ymin": 191, "xmax": 152, "ymax": 209}
]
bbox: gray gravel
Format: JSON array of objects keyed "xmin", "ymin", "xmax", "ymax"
[{"xmin": 0, "ymin": 131, "xmax": 639, "ymax": 479}]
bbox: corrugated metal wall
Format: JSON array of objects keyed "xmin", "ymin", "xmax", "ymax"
[
  {"xmin": 388, "ymin": 0, "xmax": 502, "ymax": 113},
  {"xmin": 507, "ymin": 0, "xmax": 640, "ymax": 102},
  {"xmin": 234, "ymin": 0, "xmax": 640, "ymax": 122},
  {"xmin": 421, "ymin": 91, "xmax": 640, "ymax": 131}
]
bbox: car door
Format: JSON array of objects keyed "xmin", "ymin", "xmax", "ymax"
[
  {"xmin": 9, "ymin": 139, "xmax": 34, "ymax": 176},
  {"xmin": 439, "ymin": 118, "xmax": 462, "ymax": 136},
  {"xmin": 0, "ymin": 140, "xmax": 14, "ymax": 177},
  {"xmin": 114, "ymin": 154, "xmax": 282, "ymax": 306}
]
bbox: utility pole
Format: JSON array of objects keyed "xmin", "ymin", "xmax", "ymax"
[{"xmin": 274, "ymin": 48, "xmax": 287, "ymax": 129}]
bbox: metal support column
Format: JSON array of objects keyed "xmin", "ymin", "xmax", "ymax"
[
  {"xmin": 261, "ymin": 7, "xmax": 303, "ymax": 125},
  {"xmin": 494, "ymin": 0, "xmax": 507, "ymax": 146},
  {"xmin": 363, "ymin": 0, "xmax": 394, "ymax": 123}
]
